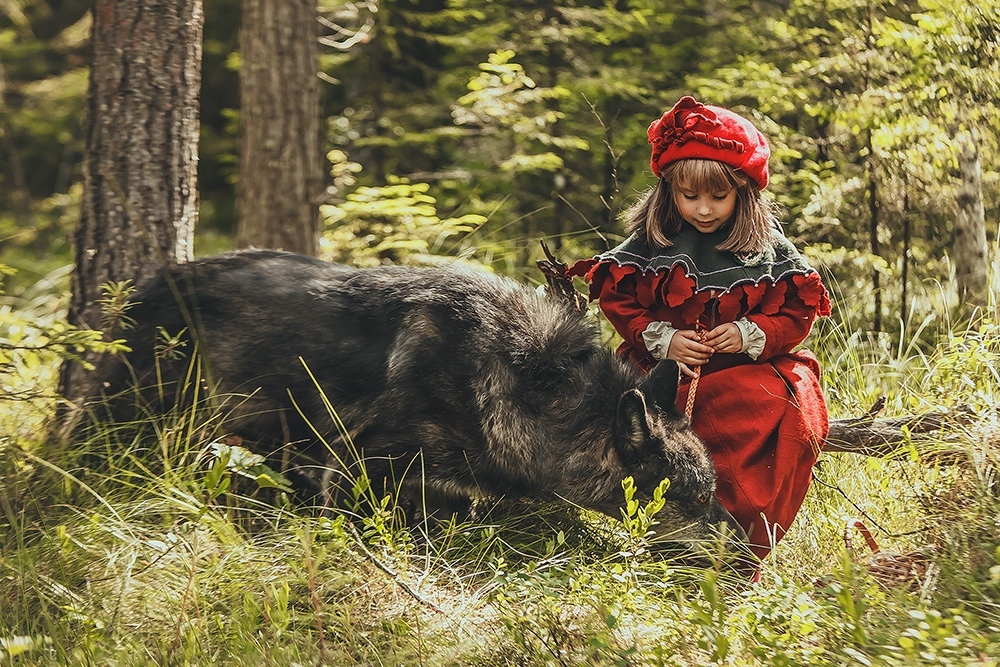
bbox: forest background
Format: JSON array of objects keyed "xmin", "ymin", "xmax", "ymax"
[
  {"xmin": 2, "ymin": 0, "xmax": 997, "ymax": 324},
  {"xmin": 2, "ymin": 0, "xmax": 1000, "ymax": 664}
]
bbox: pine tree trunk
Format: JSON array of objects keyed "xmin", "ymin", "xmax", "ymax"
[
  {"xmin": 60, "ymin": 0, "xmax": 203, "ymax": 414},
  {"xmin": 953, "ymin": 130, "xmax": 989, "ymax": 309},
  {"xmin": 235, "ymin": 0, "xmax": 321, "ymax": 256}
]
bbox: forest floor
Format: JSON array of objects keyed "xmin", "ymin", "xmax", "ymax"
[{"xmin": 1, "ymin": 283, "xmax": 999, "ymax": 665}]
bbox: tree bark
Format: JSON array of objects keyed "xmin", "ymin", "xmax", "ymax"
[
  {"xmin": 60, "ymin": 0, "xmax": 203, "ymax": 413},
  {"xmin": 235, "ymin": 0, "xmax": 322, "ymax": 256},
  {"xmin": 953, "ymin": 130, "xmax": 989, "ymax": 310}
]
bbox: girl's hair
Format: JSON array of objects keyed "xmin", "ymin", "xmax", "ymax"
[{"xmin": 624, "ymin": 159, "xmax": 777, "ymax": 254}]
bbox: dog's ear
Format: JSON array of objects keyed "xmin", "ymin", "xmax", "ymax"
[
  {"xmin": 615, "ymin": 388, "xmax": 652, "ymax": 461},
  {"xmin": 641, "ymin": 359, "xmax": 681, "ymax": 415}
]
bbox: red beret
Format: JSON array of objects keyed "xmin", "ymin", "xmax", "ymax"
[{"xmin": 648, "ymin": 96, "xmax": 771, "ymax": 190}]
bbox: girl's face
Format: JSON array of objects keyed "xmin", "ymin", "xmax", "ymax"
[{"xmin": 674, "ymin": 185, "xmax": 737, "ymax": 234}]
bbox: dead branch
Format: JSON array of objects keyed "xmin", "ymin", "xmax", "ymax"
[
  {"xmin": 536, "ymin": 241, "xmax": 588, "ymax": 315},
  {"xmin": 826, "ymin": 411, "xmax": 945, "ymax": 456},
  {"xmin": 345, "ymin": 521, "xmax": 443, "ymax": 615}
]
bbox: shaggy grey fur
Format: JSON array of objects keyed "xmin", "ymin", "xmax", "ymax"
[{"xmin": 94, "ymin": 250, "xmax": 743, "ymax": 545}]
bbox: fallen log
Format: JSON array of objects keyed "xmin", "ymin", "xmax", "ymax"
[{"xmin": 824, "ymin": 397, "xmax": 970, "ymax": 459}]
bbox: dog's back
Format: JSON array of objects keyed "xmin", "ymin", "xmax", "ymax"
[{"xmin": 97, "ymin": 251, "xmax": 618, "ymax": 492}]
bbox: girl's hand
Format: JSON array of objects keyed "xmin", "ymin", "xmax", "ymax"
[
  {"xmin": 667, "ymin": 330, "xmax": 714, "ymax": 377},
  {"xmin": 703, "ymin": 323, "xmax": 743, "ymax": 353}
]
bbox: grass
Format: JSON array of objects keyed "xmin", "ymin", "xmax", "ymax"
[{"xmin": 1, "ymin": 269, "xmax": 1000, "ymax": 665}]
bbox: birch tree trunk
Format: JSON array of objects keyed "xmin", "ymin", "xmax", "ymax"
[
  {"xmin": 235, "ymin": 0, "xmax": 322, "ymax": 256},
  {"xmin": 953, "ymin": 130, "xmax": 989, "ymax": 309},
  {"xmin": 60, "ymin": 0, "xmax": 203, "ymax": 414}
]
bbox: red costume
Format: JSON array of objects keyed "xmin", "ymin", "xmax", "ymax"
[
  {"xmin": 571, "ymin": 95, "xmax": 833, "ymax": 560},
  {"xmin": 571, "ymin": 225, "xmax": 831, "ymax": 560}
]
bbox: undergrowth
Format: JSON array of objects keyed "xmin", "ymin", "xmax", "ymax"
[{"xmin": 1, "ymin": 267, "xmax": 1000, "ymax": 665}]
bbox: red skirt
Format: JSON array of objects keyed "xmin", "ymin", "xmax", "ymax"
[{"xmin": 674, "ymin": 351, "xmax": 827, "ymax": 560}]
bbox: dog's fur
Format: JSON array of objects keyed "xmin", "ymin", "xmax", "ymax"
[{"xmin": 92, "ymin": 250, "xmax": 741, "ymax": 543}]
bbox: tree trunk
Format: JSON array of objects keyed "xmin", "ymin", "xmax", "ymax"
[
  {"xmin": 901, "ymin": 189, "xmax": 911, "ymax": 328},
  {"xmin": 235, "ymin": 0, "xmax": 322, "ymax": 256},
  {"xmin": 60, "ymin": 0, "xmax": 203, "ymax": 413},
  {"xmin": 867, "ymin": 154, "xmax": 882, "ymax": 333},
  {"xmin": 953, "ymin": 130, "xmax": 989, "ymax": 309},
  {"xmin": 546, "ymin": 39, "xmax": 565, "ymax": 253}
]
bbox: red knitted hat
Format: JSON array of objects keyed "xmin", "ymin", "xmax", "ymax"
[{"xmin": 648, "ymin": 96, "xmax": 770, "ymax": 190}]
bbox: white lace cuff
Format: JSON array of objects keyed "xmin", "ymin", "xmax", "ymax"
[
  {"xmin": 734, "ymin": 318, "xmax": 766, "ymax": 360},
  {"xmin": 641, "ymin": 321, "xmax": 678, "ymax": 361}
]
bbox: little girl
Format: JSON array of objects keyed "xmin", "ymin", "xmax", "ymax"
[{"xmin": 571, "ymin": 96, "xmax": 832, "ymax": 562}]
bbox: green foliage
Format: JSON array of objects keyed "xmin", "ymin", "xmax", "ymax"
[
  {"xmin": 737, "ymin": 577, "xmax": 835, "ymax": 666},
  {"xmin": 619, "ymin": 475, "xmax": 669, "ymax": 558},
  {"xmin": 689, "ymin": 569, "xmax": 731, "ymax": 662},
  {"xmin": 0, "ymin": 0, "xmax": 89, "ymax": 285},
  {"xmin": 198, "ymin": 0, "xmax": 241, "ymax": 236},
  {"xmin": 685, "ymin": 0, "xmax": 999, "ymax": 335},
  {"xmin": 0, "ymin": 267, "xmax": 124, "ymax": 425},
  {"xmin": 5, "ymin": 0, "xmax": 999, "ymax": 339},
  {"xmin": 154, "ymin": 326, "xmax": 189, "ymax": 362},
  {"xmin": 890, "ymin": 608, "xmax": 990, "ymax": 666},
  {"xmin": 924, "ymin": 320, "xmax": 1000, "ymax": 412},
  {"xmin": 455, "ymin": 49, "xmax": 587, "ymax": 175},
  {"xmin": 205, "ymin": 440, "xmax": 294, "ymax": 501},
  {"xmin": 94, "ymin": 280, "xmax": 137, "ymax": 332},
  {"xmin": 320, "ymin": 152, "xmax": 486, "ymax": 266}
]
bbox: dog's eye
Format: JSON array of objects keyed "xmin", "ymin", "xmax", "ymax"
[{"xmin": 698, "ymin": 492, "xmax": 711, "ymax": 504}]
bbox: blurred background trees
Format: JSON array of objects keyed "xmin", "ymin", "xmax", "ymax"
[{"xmin": 0, "ymin": 0, "xmax": 997, "ymax": 337}]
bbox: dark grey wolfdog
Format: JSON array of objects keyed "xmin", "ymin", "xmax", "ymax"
[{"xmin": 91, "ymin": 249, "xmax": 744, "ymax": 548}]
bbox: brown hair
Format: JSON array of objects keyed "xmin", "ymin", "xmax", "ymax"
[{"xmin": 624, "ymin": 159, "xmax": 777, "ymax": 254}]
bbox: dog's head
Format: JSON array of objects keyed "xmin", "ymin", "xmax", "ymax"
[{"xmin": 611, "ymin": 360, "xmax": 749, "ymax": 554}]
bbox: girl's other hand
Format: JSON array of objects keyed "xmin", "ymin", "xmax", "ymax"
[
  {"xmin": 703, "ymin": 323, "xmax": 743, "ymax": 353},
  {"xmin": 667, "ymin": 330, "xmax": 714, "ymax": 375}
]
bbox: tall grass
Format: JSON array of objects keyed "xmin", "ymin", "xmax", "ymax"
[{"xmin": 1, "ymin": 266, "xmax": 999, "ymax": 665}]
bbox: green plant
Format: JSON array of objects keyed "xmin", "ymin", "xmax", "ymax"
[
  {"xmin": 684, "ymin": 569, "xmax": 732, "ymax": 663},
  {"xmin": 620, "ymin": 475, "xmax": 669, "ymax": 558},
  {"xmin": 887, "ymin": 608, "xmax": 992, "ymax": 666},
  {"xmin": 0, "ymin": 267, "xmax": 127, "ymax": 450},
  {"xmin": 321, "ymin": 156, "xmax": 486, "ymax": 268}
]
